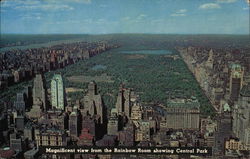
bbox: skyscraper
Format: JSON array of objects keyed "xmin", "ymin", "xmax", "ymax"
[
  {"xmin": 206, "ymin": 49, "xmax": 214, "ymax": 70},
  {"xmin": 32, "ymin": 74, "xmax": 47, "ymax": 110},
  {"xmin": 165, "ymin": 98, "xmax": 200, "ymax": 130},
  {"xmin": 69, "ymin": 107, "xmax": 79, "ymax": 138},
  {"xmin": 233, "ymin": 84, "xmax": 250, "ymax": 149},
  {"xmin": 14, "ymin": 93, "xmax": 26, "ymax": 115},
  {"xmin": 116, "ymin": 85, "xmax": 131, "ymax": 118},
  {"xmin": 81, "ymin": 81, "xmax": 104, "ymax": 124},
  {"xmin": 107, "ymin": 108, "xmax": 119, "ymax": 135},
  {"xmin": 27, "ymin": 74, "xmax": 47, "ymax": 118},
  {"xmin": 230, "ymin": 64, "xmax": 244, "ymax": 102},
  {"xmin": 51, "ymin": 74, "xmax": 66, "ymax": 110}
]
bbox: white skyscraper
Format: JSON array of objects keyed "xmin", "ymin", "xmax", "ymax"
[{"xmin": 51, "ymin": 74, "xmax": 66, "ymax": 110}]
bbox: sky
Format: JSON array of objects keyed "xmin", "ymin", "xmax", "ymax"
[{"xmin": 0, "ymin": 0, "xmax": 249, "ymax": 34}]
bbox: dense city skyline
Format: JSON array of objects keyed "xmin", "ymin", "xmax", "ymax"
[
  {"xmin": 1, "ymin": 33, "xmax": 250, "ymax": 158},
  {"xmin": 1, "ymin": 0, "xmax": 249, "ymax": 34},
  {"xmin": 1, "ymin": 1, "xmax": 250, "ymax": 158}
]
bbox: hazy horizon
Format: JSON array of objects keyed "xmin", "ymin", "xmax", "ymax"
[{"xmin": 1, "ymin": 33, "xmax": 249, "ymax": 35}]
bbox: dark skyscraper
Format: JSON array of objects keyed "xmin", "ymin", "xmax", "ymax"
[
  {"xmin": 81, "ymin": 81, "xmax": 104, "ymax": 124},
  {"xmin": 32, "ymin": 74, "xmax": 47, "ymax": 110},
  {"xmin": 27, "ymin": 74, "xmax": 47, "ymax": 118},
  {"xmin": 116, "ymin": 85, "xmax": 131, "ymax": 119},
  {"xmin": 230, "ymin": 64, "xmax": 244, "ymax": 102},
  {"xmin": 69, "ymin": 107, "xmax": 79, "ymax": 138}
]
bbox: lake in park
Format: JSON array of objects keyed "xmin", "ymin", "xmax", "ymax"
[{"xmin": 120, "ymin": 50, "xmax": 172, "ymax": 55}]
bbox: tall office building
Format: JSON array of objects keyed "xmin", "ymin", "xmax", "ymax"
[
  {"xmin": 116, "ymin": 85, "xmax": 131, "ymax": 118},
  {"xmin": 33, "ymin": 74, "xmax": 47, "ymax": 109},
  {"xmin": 51, "ymin": 74, "xmax": 66, "ymax": 110},
  {"xmin": 230, "ymin": 64, "xmax": 244, "ymax": 102},
  {"xmin": 130, "ymin": 102, "xmax": 143, "ymax": 120},
  {"xmin": 10, "ymin": 133, "xmax": 23, "ymax": 152},
  {"xmin": 14, "ymin": 93, "xmax": 26, "ymax": 115},
  {"xmin": 165, "ymin": 98, "xmax": 200, "ymax": 130},
  {"xmin": 134, "ymin": 120, "xmax": 150, "ymax": 142},
  {"xmin": 107, "ymin": 108, "xmax": 119, "ymax": 135},
  {"xmin": 233, "ymin": 84, "xmax": 250, "ymax": 149},
  {"xmin": 206, "ymin": 49, "xmax": 214, "ymax": 69},
  {"xmin": 81, "ymin": 81, "xmax": 104, "ymax": 124},
  {"xmin": 69, "ymin": 107, "xmax": 79, "ymax": 137},
  {"xmin": 27, "ymin": 74, "xmax": 47, "ymax": 118}
]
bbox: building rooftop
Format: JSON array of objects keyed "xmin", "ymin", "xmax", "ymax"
[
  {"xmin": 24, "ymin": 148, "xmax": 39, "ymax": 156},
  {"xmin": 167, "ymin": 97, "xmax": 200, "ymax": 109},
  {"xmin": 230, "ymin": 63, "xmax": 242, "ymax": 70},
  {"xmin": 0, "ymin": 148, "xmax": 15, "ymax": 158},
  {"xmin": 223, "ymin": 103, "xmax": 231, "ymax": 112},
  {"xmin": 240, "ymin": 84, "xmax": 250, "ymax": 97}
]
